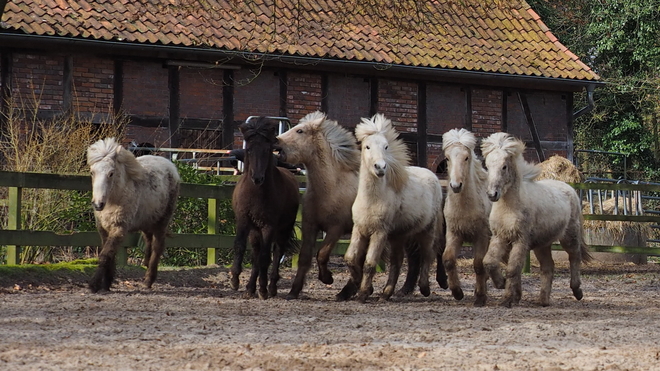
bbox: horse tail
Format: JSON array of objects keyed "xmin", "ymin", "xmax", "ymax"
[
  {"xmin": 280, "ymin": 225, "xmax": 301, "ymax": 256},
  {"xmin": 578, "ymin": 213, "xmax": 594, "ymax": 264}
]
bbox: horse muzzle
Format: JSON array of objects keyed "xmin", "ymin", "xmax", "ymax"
[
  {"xmin": 450, "ymin": 182, "xmax": 463, "ymax": 193},
  {"xmin": 487, "ymin": 191, "xmax": 500, "ymax": 202},
  {"xmin": 92, "ymin": 201, "xmax": 105, "ymax": 211}
]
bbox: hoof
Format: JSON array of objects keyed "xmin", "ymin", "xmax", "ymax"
[
  {"xmin": 419, "ymin": 285, "xmax": 431, "ymax": 297},
  {"xmin": 573, "ymin": 288, "xmax": 583, "ymax": 301},
  {"xmin": 258, "ymin": 290, "xmax": 269, "ymax": 300},
  {"xmin": 336, "ymin": 282, "xmax": 358, "ymax": 301},
  {"xmin": 357, "ymin": 292, "xmax": 369, "ymax": 303},
  {"xmin": 230, "ymin": 275, "xmax": 240, "ymax": 291},
  {"xmin": 451, "ymin": 287, "xmax": 464, "ymax": 301},
  {"xmin": 436, "ymin": 276, "xmax": 449, "ymax": 290},
  {"xmin": 318, "ymin": 270, "xmax": 334, "ymax": 285},
  {"xmin": 474, "ymin": 295, "xmax": 487, "ymax": 307},
  {"xmin": 499, "ymin": 297, "xmax": 514, "ymax": 308},
  {"xmin": 395, "ymin": 287, "xmax": 413, "ymax": 297},
  {"xmin": 242, "ymin": 291, "xmax": 257, "ymax": 299},
  {"xmin": 285, "ymin": 291, "xmax": 299, "ymax": 301},
  {"xmin": 379, "ymin": 293, "xmax": 392, "ymax": 302}
]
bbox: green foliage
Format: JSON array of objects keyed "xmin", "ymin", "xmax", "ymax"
[{"xmin": 528, "ymin": 0, "xmax": 660, "ymax": 180}]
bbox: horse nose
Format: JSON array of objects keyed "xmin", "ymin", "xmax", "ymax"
[
  {"xmin": 92, "ymin": 201, "xmax": 105, "ymax": 211},
  {"xmin": 252, "ymin": 176, "xmax": 264, "ymax": 186},
  {"xmin": 450, "ymin": 181, "xmax": 463, "ymax": 193},
  {"xmin": 374, "ymin": 162, "xmax": 386, "ymax": 177},
  {"xmin": 487, "ymin": 191, "xmax": 500, "ymax": 202}
]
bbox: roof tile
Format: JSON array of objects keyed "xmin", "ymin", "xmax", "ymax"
[{"xmin": 0, "ymin": 0, "xmax": 599, "ymax": 81}]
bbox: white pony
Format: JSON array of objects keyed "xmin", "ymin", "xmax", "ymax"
[
  {"xmin": 338, "ymin": 113, "xmax": 444, "ymax": 303},
  {"xmin": 442, "ymin": 128, "xmax": 492, "ymax": 306},
  {"xmin": 481, "ymin": 132, "xmax": 592, "ymax": 307},
  {"xmin": 87, "ymin": 138, "xmax": 180, "ymax": 293}
]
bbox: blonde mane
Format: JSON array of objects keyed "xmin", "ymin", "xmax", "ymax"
[
  {"xmin": 356, "ymin": 113, "xmax": 410, "ymax": 191},
  {"xmin": 87, "ymin": 137, "xmax": 145, "ymax": 181},
  {"xmin": 481, "ymin": 132, "xmax": 540, "ymax": 181},
  {"xmin": 300, "ymin": 111, "xmax": 360, "ymax": 171}
]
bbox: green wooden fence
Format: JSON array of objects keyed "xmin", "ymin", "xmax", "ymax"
[{"xmin": 1, "ymin": 171, "xmax": 660, "ymax": 266}]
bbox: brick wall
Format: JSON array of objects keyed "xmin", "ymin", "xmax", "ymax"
[
  {"xmin": 326, "ymin": 74, "xmax": 371, "ymax": 128},
  {"xmin": 286, "ymin": 72, "xmax": 322, "ymax": 122},
  {"xmin": 427, "ymin": 83, "xmax": 467, "ymax": 135},
  {"xmin": 471, "ymin": 88, "xmax": 503, "ymax": 138},
  {"xmin": 427, "ymin": 142, "xmax": 444, "ymax": 173},
  {"xmin": 12, "ymin": 53, "xmax": 63, "ymax": 112},
  {"xmin": 72, "ymin": 56, "xmax": 113, "ymax": 113},
  {"xmin": 122, "ymin": 61, "xmax": 169, "ymax": 117},
  {"xmin": 233, "ymin": 68, "xmax": 280, "ymax": 121},
  {"xmin": 180, "ymin": 67, "xmax": 224, "ymax": 120},
  {"xmin": 378, "ymin": 79, "xmax": 418, "ymax": 133}
]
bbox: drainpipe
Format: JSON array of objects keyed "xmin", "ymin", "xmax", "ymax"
[{"xmin": 573, "ymin": 85, "xmax": 596, "ymax": 120}]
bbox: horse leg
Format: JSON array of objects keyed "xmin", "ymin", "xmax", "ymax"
[
  {"xmin": 244, "ymin": 230, "xmax": 262, "ymax": 299},
  {"xmin": 381, "ymin": 238, "xmax": 404, "ymax": 301},
  {"xmin": 533, "ymin": 245, "xmax": 554, "ymax": 307},
  {"xmin": 142, "ymin": 231, "xmax": 153, "ymax": 267},
  {"xmin": 230, "ymin": 223, "xmax": 250, "ymax": 291},
  {"xmin": 317, "ymin": 226, "xmax": 344, "ymax": 285},
  {"xmin": 561, "ymin": 235, "xmax": 585, "ymax": 301},
  {"xmin": 500, "ymin": 241, "xmax": 527, "ymax": 308},
  {"xmin": 268, "ymin": 232, "xmax": 287, "ymax": 298},
  {"xmin": 416, "ymin": 232, "xmax": 435, "ymax": 298},
  {"xmin": 443, "ymin": 231, "xmax": 464, "ymax": 301},
  {"xmin": 144, "ymin": 230, "xmax": 166, "ymax": 289},
  {"xmin": 396, "ymin": 241, "xmax": 419, "ymax": 297},
  {"xmin": 287, "ymin": 221, "xmax": 318, "ymax": 300},
  {"xmin": 89, "ymin": 229, "xmax": 124, "ymax": 293},
  {"xmin": 435, "ymin": 221, "xmax": 449, "ymax": 290},
  {"xmin": 472, "ymin": 232, "xmax": 490, "ymax": 307},
  {"xmin": 357, "ymin": 232, "xmax": 388, "ymax": 303},
  {"xmin": 257, "ymin": 230, "xmax": 273, "ymax": 300},
  {"xmin": 337, "ymin": 230, "xmax": 367, "ymax": 301},
  {"xmin": 483, "ymin": 236, "xmax": 508, "ymax": 290}
]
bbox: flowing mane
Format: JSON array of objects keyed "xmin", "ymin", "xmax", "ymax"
[
  {"xmin": 299, "ymin": 111, "xmax": 360, "ymax": 171},
  {"xmin": 481, "ymin": 132, "xmax": 540, "ymax": 182},
  {"xmin": 87, "ymin": 137, "xmax": 145, "ymax": 181},
  {"xmin": 355, "ymin": 113, "xmax": 410, "ymax": 191}
]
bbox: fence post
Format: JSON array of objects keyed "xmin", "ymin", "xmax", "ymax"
[
  {"xmin": 206, "ymin": 198, "xmax": 219, "ymax": 265},
  {"xmin": 6, "ymin": 186, "xmax": 21, "ymax": 265}
]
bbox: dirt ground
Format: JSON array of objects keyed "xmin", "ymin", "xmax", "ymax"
[{"xmin": 1, "ymin": 257, "xmax": 659, "ymax": 371}]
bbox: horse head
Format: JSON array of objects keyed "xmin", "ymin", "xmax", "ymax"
[
  {"xmin": 481, "ymin": 132, "xmax": 525, "ymax": 202},
  {"xmin": 443, "ymin": 128, "xmax": 478, "ymax": 194},
  {"xmin": 277, "ymin": 111, "xmax": 325, "ymax": 164},
  {"xmin": 88, "ymin": 139, "xmax": 123, "ymax": 211},
  {"xmin": 240, "ymin": 117, "xmax": 278, "ymax": 186}
]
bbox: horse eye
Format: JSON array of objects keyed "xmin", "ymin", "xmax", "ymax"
[
  {"xmin": 296, "ymin": 129, "xmax": 303, "ymax": 134},
  {"xmin": 502, "ymin": 165, "xmax": 507, "ymax": 170},
  {"xmin": 108, "ymin": 171, "xmax": 114, "ymax": 178},
  {"xmin": 385, "ymin": 145, "xmax": 389, "ymax": 150},
  {"xmin": 465, "ymin": 157, "xmax": 469, "ymax": 162},
  {"xmin": 365, "ymin": 145, "xmax": 370, "ymax": 150}
]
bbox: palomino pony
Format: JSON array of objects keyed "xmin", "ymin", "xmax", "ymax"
[
  {"xmin": 442, "ymin": 128, "xmax": 492, "ymax": 306},
  {"xmin": 87, "ymin": 138, "xmax": 180, "ymax": 293},
  {"xmin": 338, "ymin": 113, "xmax": 444, "ymax": 303},
  {"xmin": 481, "ymin": 132, "xmax": 592, "ymax": 307},
  {"xmin": 230, "ymin": 117, "xmax": 300, "ymax": 299}
]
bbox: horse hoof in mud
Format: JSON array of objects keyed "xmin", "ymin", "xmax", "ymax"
[
  {"xmin": 318, "ymin": 270, "xmax": 334, "ymax": 285},
  {"xmin": 573, "ymin": 287, "xmax": 583, "ymax": 301},
  {"xmin": 451, "ymin": 287, "xmax": 464, "ymax": 301},
  {"xmin": 229, "ymin": 273, "xmax": 240, "ymax": 291},
  {"xmin": 335, "ymin": 281, "xmax": 358, "ymax": 301},
  {"xmin": 474, "ymin": 295, "xmax": 487, "ymax": 307}
]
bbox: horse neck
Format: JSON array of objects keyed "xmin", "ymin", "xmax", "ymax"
[
  {"xmin": 499, "ymin": 168, "xmax": 523, "ymax": 205},
  {"xmin": 305, "ymin": 146, "xmax": 354, "ymax": 192},
  {"xmin": 357, "ymin": 163, "xmax": 390, "ymax": 199}
]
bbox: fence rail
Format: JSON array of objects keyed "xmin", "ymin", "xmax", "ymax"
[{"xmin": 1, "ymin": 171, "xmax": 660, "ymax": 266}]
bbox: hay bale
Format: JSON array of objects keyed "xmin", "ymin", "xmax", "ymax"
[{"xmin": 538, "ymin": 155, "xmax": 584, "ymax": 183}]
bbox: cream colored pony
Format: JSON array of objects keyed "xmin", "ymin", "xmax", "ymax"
[
  {"xmin": 276, "ymin": 111, "xmax": 361, "ymax": 299},
  {"xmin": 338, "ymin": 113, "xmax": 444, "ymax": 303},
  {"xmin": 442, "ymin": 128, "xmax": 492, "ymax": 306},
  {"xmin": 87, "ymin": 138, "xmax": 180, "ymax": 293},
  {"xmin": 481, "ymin": 132, "xmax": 592, "ymax": 307}
]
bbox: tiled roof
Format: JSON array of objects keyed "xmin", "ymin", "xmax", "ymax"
[{"xmin": 0, "ymin": 0, "xmax": 599, "ymax": 81}]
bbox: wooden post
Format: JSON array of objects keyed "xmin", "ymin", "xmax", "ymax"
[
  {"xmin": 6, "ymin": 186, "xmax": 21, "ymax": 265},
  {"xmin": 206, "ymin": 198, "xmax": 219, "ymax": 265}
]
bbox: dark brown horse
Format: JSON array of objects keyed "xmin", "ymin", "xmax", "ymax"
[{"xmin": 230, "ymin": 117, "xmax": 300, "ymax": 299}]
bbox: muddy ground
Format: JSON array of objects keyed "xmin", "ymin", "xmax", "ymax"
[{"xmin": 1, "ymin": 258, "xmax": 659, "ymax": 371}]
